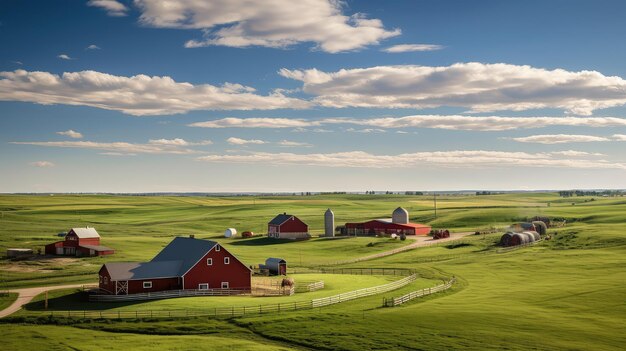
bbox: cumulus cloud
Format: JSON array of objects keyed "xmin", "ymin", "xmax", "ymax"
[
  {"xmin": 134, "ymin": 0, "xmax": 399, "ymax": 53},
  {"xmin": 148, "ymin": 138, "xmax": 213, "ymax": 146},
  {"xmin": 30, "ymin": 161, "xmax": 55, "ymax": 168},
  {"xmin": 277, "ymin": 140, "xmax": 312, "ymax": 147},
  {"xmin": 279, "ymin": 62, "xmax": 626, "ymax": 115},
  {"xmin": 86, "ymin": 44, "xmax": 101, "ymax": 50},
  {"xmin": 510, "ymin": 134, "xmax": 612, "ymax": 144},
  {"xmin": 57, "ymin": 54, "xmax": 73, "ymax": 60},
  {"xmin": 198, "ymin": 150, "xmax": 626, "ymax": 170},
  {"xmin": 11, "ymin": 140, "xmax": 199, "ymax": 154},
  {"xmin": 87, "ymin": 0, "xmax": 129, "ymax": 17},
  {"xmin": 56, "ymin": 130, "xmax": 83, "ymax": 139},
  {"xmin": 226, "ymin": 137, "xmax": 266, "ymax": 145},
  {"xmin": 613, "ymin": 134, "xmax": 626, "ymax": 141},
  {"xmin": 189, "ymin": 115, "xmax": 626, "ymax": 132},
  {"xmin": 382, "ymin": 44, "xmax": 444, "ymax": 53},
  {"xmin": 0, "ymin": 69, "xmax": 309, "ymax": 116}
]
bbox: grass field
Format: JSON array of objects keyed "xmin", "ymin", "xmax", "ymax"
[{"xmin": 1, "ymin": 193, "xmax": 625, "ymax": 350}]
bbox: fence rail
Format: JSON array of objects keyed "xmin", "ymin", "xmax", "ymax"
[
  {"xmin": 496, "ymin": 239, "xmax": 543, "ymax": 253},
  {"xmin": 25, "ymin": 271, "xmax": 416, "ymax": 320},
  {"xmin": 383, "ymin": 277, "xmax": 456, "ymax": 307},
  {"xmin": 89, "ymin": 288, "xmax": 250, "ymax": 302}
]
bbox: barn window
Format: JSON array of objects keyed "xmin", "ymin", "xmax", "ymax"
[
  {"xmin": 216, "ymin": 245, "xmax": 221, "ymax": 252},
  {"xmin": 207, "ymin": 258, "xmax": 213, "ymax": 265},
  {"xmin": 198, "ymin": 283, "xmax": 209, "ymax": 290},
  {"xmin": 143, "ymin": 281, "xmax": 152, "ymax": 289},
  {"xmin": 224, "ymin": 257, "xmax": 230, "ymax": 264},
  {"xmin": 221, "ymin": 282, "xmax": 229, "ymax": 289},
  {"xmin": 104, "ymin": 276, "xmax": 108, "ymax": 284}
]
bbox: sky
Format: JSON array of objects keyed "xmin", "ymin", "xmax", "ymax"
[{"xmin": 1, "ymin": 0, "xmax": 626, "ymax": 193}]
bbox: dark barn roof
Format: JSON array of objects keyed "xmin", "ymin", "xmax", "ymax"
[
  {"xmin": 151, "ymin": 237, "xmax": 218, "ymax": 275},
  {"xmin": 269, "ymin": 213, "xmax": 294, "ymax": 226},
  {"xmin": 104, "ymin": 261, "xmax": 182, "ymax": 281}
]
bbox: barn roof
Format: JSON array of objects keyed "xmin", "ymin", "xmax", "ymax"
[
  {"xmin": 79, "ymin": 244, "xmax": 114, "ymax": 252},
  {"xmin": 70, "ymin": 227, "xmax": 100, "ymax": 239},
  {"xmin": 268, "ymin": 213, "xmax": 294, "ymax": 226},
  {"xmin": 151, "ymin": 237, "xmax": 218, "ymax": 276},
  {"xmin": 265, "ymin": 257, "xmax": 286, "ymax": 265},
  {"xmin": 104, "ymin": 261, "xmax": 182, "ymax": 281}
]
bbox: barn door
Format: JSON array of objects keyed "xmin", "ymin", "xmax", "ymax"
[{"xmin": 116, "ymin": 281, "xmax": 128, "ymax": 295}]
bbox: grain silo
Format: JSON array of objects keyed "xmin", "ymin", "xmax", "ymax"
[
  {"xmin": 224, "ymin": 228, "xmax": 237, "ymax": 238},
  {"xmin": 324, "ymin": 208, "xmax": 335, "ymax": 237},
  {"xmin": 392, "ymin": 207, "xmax": 409, "ymax": 224}
]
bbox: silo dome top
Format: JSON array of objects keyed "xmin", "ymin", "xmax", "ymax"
[
  {"xmin": 392, "ymin": 207, "xmax": 409, "ymax": 224},
  {"xmin": 325, "ymin": 208, "xmax": 334, "ymax": 215}
]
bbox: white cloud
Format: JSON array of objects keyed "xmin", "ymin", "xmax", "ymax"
[
  {"xmin": 382, "ymin": 44, "xmax": 444, "ymax": 53},
  {"xmin": 226, "ymin": 137, "xmax": 266, "ymax": 145},
  {"xmin": 56, "ymin": 130, "xmax": 83, "ymax": 139},
  {"xmin": 148, "ymin": 138, "xmax": 213, "ymax": 146},
  {"xmin": 188, "ymin": 115, "xmax": 626, "ymax": 132},
  {"xmin": 510, "ymin": 134, "xmax": 611, "ymax": 144},
  {"xmin": 346, "ymin": 128, "xmax": 386, "ymax": 133},
  {"xmin": 277, "ymin": 140, "xmax": 312, "ymax": 147},
  {"xmin": 11, "ymin": 140, "xmax": 199, "ymax": 154},
  {"xmin": 86, "ymin": 44, "xmax": 101, "ymax": 50},
  {"xmin": 197, "ymin": 150, "xmax": 626, "ymax": 170},
  {"xmin": 30, "ymin": 161, "xmax": 55, "ymax": 168},
  {"xmin": 613, "ymin": 134, "xmax": 626, "ymax": 141},
  {"xmin": 13, "ymin": 61, "xmax": 23, "ymax": 65},
  {"xmin": 550, "ymin": 150, "xmax": 605, "ymax": 157},
  {"xmin": 99, "ymin": 152, "xmax": 137, "ymax": 156},
  {"xmin": 57, "ymin": 54, "xmax": 73, "ymax": 60},
  {"xmin": 135, "ymin": 0, "xmax": 400, "ymax": 53},
  {"xmin": 0, "ymin": 69, "xmax": 309, "ymax": 116},
  {"xmin": 189, "ymin": 117, "xmax": 317, "ymax": 128},
  {"xmin": 87, "ymin": 0, "xmax": 129, "ymax": 17},
  {"xmin": 279, "ymin": 62, "xmax": 626, "ymax": 115}
]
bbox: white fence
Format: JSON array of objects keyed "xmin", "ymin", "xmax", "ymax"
[
  {"xmin": 383, "ymin": 278, "xmax": 456, "ymax": 307},
  {"xmin": 312, "ymin": 274, "xmax": 416, "ymax": 308},
  {"xmin": 89, "ymin": 288, "xmax": 250, "ymax": 302}
]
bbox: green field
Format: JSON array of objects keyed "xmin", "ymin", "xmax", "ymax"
[{"xmin": 1, "ymin": 193, "xmax": 625, "ymax": 350}]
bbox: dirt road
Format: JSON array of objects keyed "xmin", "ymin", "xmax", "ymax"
[{"xmin": 0, "ymin": 283, "xmax": 94, "ymax": 318}]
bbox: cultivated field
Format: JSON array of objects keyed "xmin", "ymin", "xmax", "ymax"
[{"xmin": 1, "ymin": 193, "xmax": 625, "ymax": 350}]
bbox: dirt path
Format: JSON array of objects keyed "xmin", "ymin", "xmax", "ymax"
[
  {"xmin": 322, "ymin": 232, "xmax": 475, "ymax": 266},
  {"xmin": 0, "ymin": 283, "xmax": 95, "ymax": 318}
]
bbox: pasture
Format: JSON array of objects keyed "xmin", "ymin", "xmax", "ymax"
[{"xmin": 1, "ymin": 193, "xmax": 625, "ymax": 350}]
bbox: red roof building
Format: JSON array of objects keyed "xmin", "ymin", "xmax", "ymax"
[
  {"xmin": 44, "ymin": 227, "xmax": 114, "ymax": 257},
  {"xmin": 98, "ymin": 237, "xmax": 251, "ymax": 295},
  {"xmin": 344, "ymin": 207, "xmax": 431, "ymax": 236},
  {"xmin": 268, "ymin": 213, "xmax": 310, "ymax": 240}
]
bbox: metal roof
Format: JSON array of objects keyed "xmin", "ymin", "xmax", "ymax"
[
  {"xmin": 265, "ymin": 257, "xmax": 286, "ymax": 265},
  {"xmin": 268, "ymin": 213, "xmax": 293, "ymax": 226},
  {"xmin": 104, "ymin": 261, "xmax": 182, "ymax": 281},
  {"xmin": 151, "ymin": 237, "xmax": 218, "ymax": 276},
  {"xmin": 70, "ymin": 227, "xmax": 100, "ymax": 239},
  {"xmin": 79, "ymin": 244, "xmax": 114, "ymax": 251}
]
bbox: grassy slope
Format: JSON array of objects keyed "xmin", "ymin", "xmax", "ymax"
[{"xmin": 1, "ymin": 193, "xmax": 626, "ymax": 350}]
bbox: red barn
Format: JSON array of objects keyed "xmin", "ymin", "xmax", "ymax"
[
  {"xmin": 268, "ymin": 213, "xmax": 309, "ymax": 240},
  {"xmin": 98, "ymin": 237, "xmax": 251, "ymax": 295},
  {"xmin": 345, "ymin": 219, "xmax": 431, "ymax": 236},
  {"xmin": 44, "ymin": 227, "xmax": 114, "ymax": 257}
]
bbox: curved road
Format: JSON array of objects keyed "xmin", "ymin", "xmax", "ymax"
[{"xmin": 0, "ymin": 283, "xmax": 94, "ymax": 318}]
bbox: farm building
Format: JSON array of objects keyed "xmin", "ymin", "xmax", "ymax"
[
  {"xmin": 98, "ymin": 236, "xmax": 251, "ymax": 295},
  {"xmin": 268, "ymin": 213, "xmax": 310, "ymax": 240},
  {"xmin": 44, "ymin": 227, "xmax": 114, "ymax": 257},
  {"xmin": 345, "ymin": 207, "xmax": 431, "ymax": 236},
  {"xmin": 259, "ymin": 258, "xmax": 287, "ymax": 276}
]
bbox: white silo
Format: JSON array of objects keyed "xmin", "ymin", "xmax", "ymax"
[
  {"xmin": 392, "ymin": 207, "xmax": 409, "ymax": 224},
  {"xmin": 324, "ymin": 208, "xmax": 335, "ymax": 237},
  {"xmin": 224, "ymin": 228, "xmax": 237, "ymax": 238}
]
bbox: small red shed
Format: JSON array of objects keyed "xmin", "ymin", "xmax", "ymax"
[
  {"xmin": 268, "ymin": 213, "xmax": 309, "ymax": 240},
  {"xmin": 99, "ymin": 237, "xmax": 251, "ymax": 295}
]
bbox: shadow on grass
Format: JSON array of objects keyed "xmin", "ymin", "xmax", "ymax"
[
  {"xmin": 23, "ymin": 290, "xmax": 146, "ymax": 311},
  {"xmin": 229, "ymin": 237, "xmax": 301, "ymax": 246}
]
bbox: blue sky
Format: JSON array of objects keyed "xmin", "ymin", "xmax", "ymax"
[{"xmin": 1, "ymin": 0, "xmax": 626, "ymax": 192}]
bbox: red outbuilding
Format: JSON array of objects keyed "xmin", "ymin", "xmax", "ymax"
[
  {"xmin": 98, "ymin": 236, "xmax": 251, "ymax": 295},
  {"xmin": 268, "ymin": 213, "xmax": 310, "ymax": 240},
  {"xmin": 44, "ymin": 227, "xmax": 114, "ymax": 257},
  {"xmin": 345, "ymin": 219, "xmax": 431, "ymax": 236}
]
